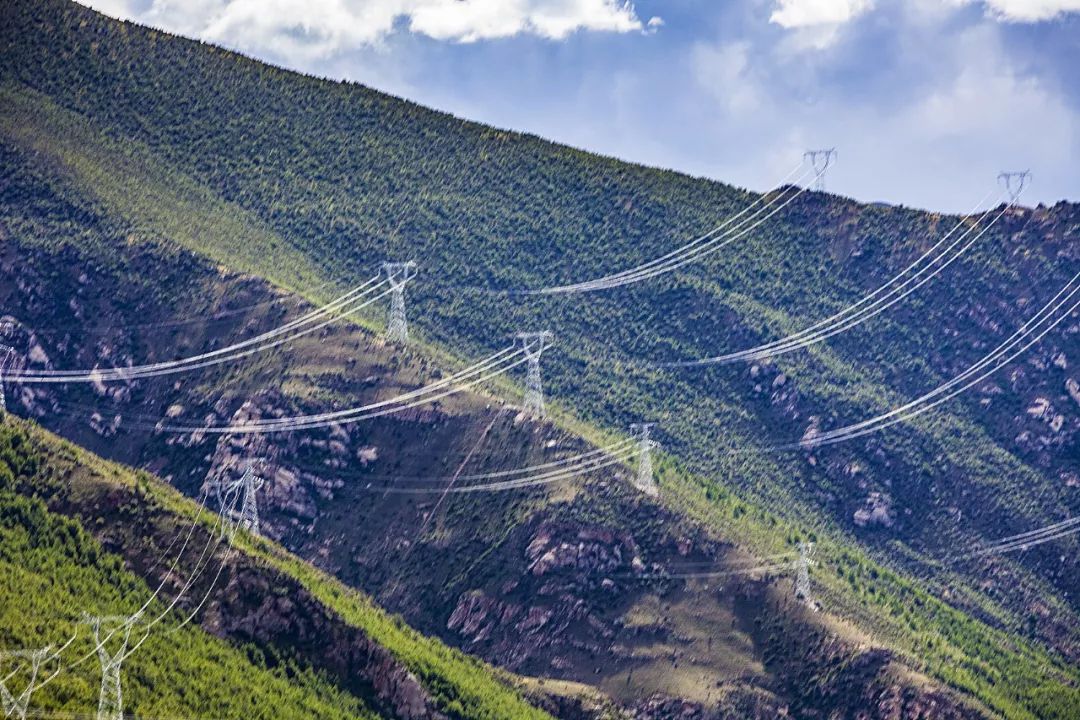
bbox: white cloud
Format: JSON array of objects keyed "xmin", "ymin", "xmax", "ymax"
[
  {"xmin": 768, "ymin": 0, "xmax": 1080, "ymax": 28},
  {"xmin": 81, "ymin": 0, "xmax": 651, "ymax": 59},
  {"xmin": 766, "ymin": 0, "xmax": 874, "ymax": 50},
  {"xmin": 974, "ymin": 0, "xmax": 1080, "ymax": 21},
  {"xmin": 691, "ymin": 41, "xmax": 761, "ymax": 114},
  {"xmin": 769, "ymin": 0, "xmax": 874, "ymax": 28},
  {"xmin": 766, "ymin": 0, "xmax": 1078, "ymax": 52},
  {"xmin": 77, "ymin": 0, "xmax": 140, "ymax": 18},
  {"xmin": 409, "ymin": 0, "xmax": 644, "ymax": 42},
  {"xmin": 684, "ymin": 20, "xmax": 1076, "ymax": 210}
]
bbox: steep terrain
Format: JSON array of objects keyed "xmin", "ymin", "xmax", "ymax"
[
  {"xmin": 0, "ymin": 420, "xmax": 556, "ymax": 719},
  {"xmin": 0, "ymin": 160, "xmax": 986, "ymax": 718},
  {"xmin": 1, "ymin": 0, "xmax": 1079, "ymax": 718}
]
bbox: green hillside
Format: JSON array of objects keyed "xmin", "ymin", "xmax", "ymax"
[
  {"xmin": 1, "ymin": 0, "xmax": 1079, "ymax": 718},
  {"xmin": 0, "ymin": 419, "xmax": 552, "ymax": 719}
]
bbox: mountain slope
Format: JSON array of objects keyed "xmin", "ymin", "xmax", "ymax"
[
  {"xmin": 0, "ymin": 418, "xmax": 556, "ymax": 719},
  {"xmin": 1, "ymin": 1, "xmax": 1079, "ymax": 718},
  {"xmin": 0, "ymin": 115, "xmax": 1075, "ymax": 720}
]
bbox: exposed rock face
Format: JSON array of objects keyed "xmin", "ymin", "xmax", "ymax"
[
  {"xmin": 853, "ymin": 492, "xmax": 895, "ymax": 528},
  {"xmin": 799, "ymin": 417, "xmax": 821, "ymax": 451},
  {"xmin": 0, "ymin": 234, "xmax": 1041, "ymax": 719},
  {"xmin": 1066, "ymin": 377, "xmax": 1080, "ymax": 408},
  {"xmin": 633, "ymin": 691, "xmax": 788, "ymax": 720},
  {"xmin": 192, "ymin": 394, "xmax": 376, "ymax": 539},
  {"xmin": 31, "ymin": 472, "xmax": 452, "ymax": 720},
  {"xmin": 210, "ymin": 566, "xmax": 445, "ymax": 720},
  {"xmin": 89, "ymin": 411, "xmax": 121, "ymax": 437},
  {"xmin": 445, "ymin": 520, "xmax": 647, "ymax": 670},
  {"xmin": 750, "ymin": 601, "xmax": 983, "ymax": 720},
  {"xmin": 527, "ymin": 524, "xmax": 642, "ymax": 580}
]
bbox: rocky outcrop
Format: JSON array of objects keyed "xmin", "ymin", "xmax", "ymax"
[
  {"xmin": 0, "ymin": 229, "xmax": 1050, "ymax": 719},
  {"xmin": 632, "ymin": 689, "xmax": 788, "ymax": 720},
  {"xmin": 853, "ymin": 492, "xmax": 895, "ymax": 528},
  {"xmin": 444, "ymin": 519, "xmax": 662, "ymax": 673},
  {"xmin": 209, "ymin": 565, "xmax": 445, "ymax": 720},
  {"xmin": 23, "ymin": 464, "xmax": 453, "ymax": 720},
  {"xmin": 748, "ymin": 592, "xmax": 985, "ymax": 719}
]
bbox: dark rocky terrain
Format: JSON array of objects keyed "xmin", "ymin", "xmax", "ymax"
[{"xmin": 1, "ymin": 1, "xmax": 1079, "ymax": 717}]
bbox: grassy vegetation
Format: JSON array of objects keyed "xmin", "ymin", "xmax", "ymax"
[
  {"xmin": 0, "ymin": 425, "xmax": 381, "ymax": 720},
  {"xmin": 2, "ymin": 0, "xmax": 1079, "ymax": 717},
  {"xmin": 0, "ymin": 419, "xmax": 552, "ymax": 720},
  {"xmin": 655, "ymin": 457, "xmax": 1080, "ymax": 720}
]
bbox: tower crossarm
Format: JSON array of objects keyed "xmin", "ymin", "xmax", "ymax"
[
  {"xmin": 514, "ymin": 331, "xmax": 553, "ymax": 358},
  {"xmin": 997, "ymin": 170, "xmax": 1031, "ymax": 204},
  {"xmin": 803, "ymin": 148, "xmax": 836, "ymax": 191},
  {"xmin": 380, "ymin": 261, "xmax": 418, "ymax": 289}
]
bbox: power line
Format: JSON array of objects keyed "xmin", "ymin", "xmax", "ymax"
[
  {"xmin": 667, "ymin": 186, "xmax": 1003, "ymax": 367},
  {"xmin": 532, "ymin": 163, "xmax": 811, "ymax": 294},
  {"xmin": 798, "ymin": 270, "xmax": 1080, "ymax": 450},
  {"xmin": 7, "ymin": 278, "xmax": 388, "ymax": 385},
  {"xmin": 41, "ymin": 347, "xmax": 526, "ymax": 435}
]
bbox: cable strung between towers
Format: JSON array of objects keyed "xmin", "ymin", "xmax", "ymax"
[
  {"xmin": 151, "ymin": 343, "xmax": 530, "ymax": 435},
  {"xmin": 957, "ymin": 516, "xmax": 1080, "ymax": 560},
  {"xmin": 668, "ymin": 181, "xmax": 1014, "ymax": 368},
  {"xmin": 374, "ymin": 438, "xmax": 641, "ymax": 494},
  {"xmin": 793, "ymin": 269, "xmax": 1080, "ymax": 451},
  {"xmin": 6, "ymin": 276, "xmax": 390, "ymax": 384},
  {"xmin": 10, "ymin": 479, "xmax": 243, "ymax": 708},
  {"xmin": 528, "ymin": 162, "xmax": 813, "ymax": 295}
]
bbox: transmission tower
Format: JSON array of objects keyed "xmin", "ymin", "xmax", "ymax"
[
  {"xmin": 794, "ymin": 542, "xmax": 815, "ymax": 607},
  {"xmin": 515, "ymin": 332, "xmax": 553, "ymax": 418},
  {"xmin": 997, "ymin": 170, "xmax": 1031, "ymax": 204},
  {"xmin": 0, "ymin": 647, "xmax": 53, "ymax": 720},
  {"xmin": 212, "ymin": 463, "xmax": 265, "ymax": 541},
  {"xmin": 630, "ymin": 423, "xmax": 660, "ymax": 497},
  {"xmin": 83, "ymin": 614, "xmax": 138, "ymax": 720},
  {"xmin": 804, "ymin": 149, "xmax": 836, "ymax": 191},
  {"xmin": 381, "ymin": 261, "xmax": 417, "ymax": 345},
  {"xmin": 0, "ymin": 344, "xmax": 17, "ymax": 413}
]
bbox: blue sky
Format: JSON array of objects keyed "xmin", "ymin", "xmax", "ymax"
[{"xmin": 81, "ymin": 1, "xmax": 1079, "ymax": 212}]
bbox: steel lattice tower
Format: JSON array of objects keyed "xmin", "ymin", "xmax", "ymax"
[
  {"xmin": 630, "ymin": 423, "xmax": 660, "ymax": 497},
  {"xmin": 236, "ymin": 464, "xmax": 265, "ymax": 537},
  {"xmin": 84, "ymin": 614, "xmax": 138, "ymax": 720},
  {"xmin": 804, "ymin": 149, "xmax": 837, "ymax": 191},
  {"xmin": 516, "ymin": 332, "xmax": 553, "ymax": 418},
  {"xmin": 381, "ymin": 262, "xmax": 417, "ymax": 345},
  {"xmin": 794, "ymin": 542, "xmax": 815, "ymax": 607},
  {"xmin": 0, "ymin": 647, "xmax": 52, "ymax": 720},
  {"xmin": 997, "ymin": 170, "xmax": 1031, "ymax": 204},
  {"xmin": 212, "ymin": 463, "xmax": 266, "ymax": 541},
  {"xmin": 0, "ymin": 345, "xmax": 17, "ymax": 413}
]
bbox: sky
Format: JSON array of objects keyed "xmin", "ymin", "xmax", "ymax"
[{"xmin": 78, "ymin": 0, "xmax": 1080, "ymax": 212}]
